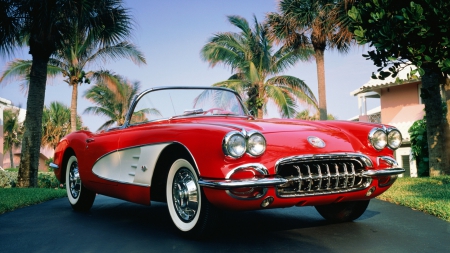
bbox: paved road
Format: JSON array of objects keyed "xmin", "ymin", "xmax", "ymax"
[{"xmin": 1, "ymin": 195, "xmax": 449, "ymax": 253}]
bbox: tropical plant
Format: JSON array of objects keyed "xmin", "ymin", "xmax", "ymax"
[
  {"xmin": 347, "ymin": 0, "xmax": 450, "ymax": 176},
  {"xmin": 295, "ymin": 109, "xmax": 336, "ymax": 120},
  {"xmin": 267, "ymin": 0, "xmax": 354, "ymax": 120},
  {"xmin": 201, "ymin": 15, "xmax": 317, "ymax": 119},
  {"xmin": 409, "ymin": 118, "xmax": 429, "ymax": 177},
  {"xmin": 84, "ymin": 72, "xmax": 160, "ymax": 131},
  {"xmin": 2, "ymin": 108, "xmax": 23, "ymax": 168},
  {"xmin": 0, "ymin": 0, "xmax": 135, "ymax": 187},
  {"xmin": 0, "ymin": 17, "xmax": 145, "ymax": 134},
  {"xmin": 41, "ymin": 101, "xmax": 83, "ymax": 149}
]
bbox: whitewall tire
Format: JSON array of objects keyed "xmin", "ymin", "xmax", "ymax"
[
  {"xmin": 65, "ymin": 155, "xmax": 96, "ymax": 211},
  {"xmin": 166, "ymin": 159, "xmax": 216, "ymax": 237}
]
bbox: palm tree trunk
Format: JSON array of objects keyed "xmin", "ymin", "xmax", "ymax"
[
  {"xmin": 315, "ymin": 49, "xmax": 327, "ymax": 120},
  {"xmin": 443, "ymin": 78, "xmax": 450, "ymax": 175},
  {"xmin": 257, "ymin": 84, "xmax": 264, "ymax": 119},
  {"xmin": 17, "ymin": 55, "xmax": 48, "ymax": 187},
  {"xmin": 421, "ymin": 65, "xmax": 448, "ymax": 176},
  {"xmin": 70, "ymin": 82, "xmax": 78, "ymax": 132},
  {"xmin": 9, "ymin": 147, "xmax": 14, "ymax": 168}
]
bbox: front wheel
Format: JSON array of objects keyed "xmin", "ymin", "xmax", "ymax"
[
  {"xmin": 65, "ymin": 155, "xmax": 96, "ymax": 212},
  {"xmin": 166, "ymin": 159, "xmax": 217, "ymax": 238},
  {"xmin": 315, "ymin": 200, "xmax": 370, "ymax": 222}
]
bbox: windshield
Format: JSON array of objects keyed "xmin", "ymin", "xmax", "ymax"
[{"xmin": 127, "ymin": 87, "xmax": 248, "ymax": 125}]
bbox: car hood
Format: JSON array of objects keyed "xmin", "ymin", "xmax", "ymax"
[{"xmin": 181, "ymin": 117, "xmax": 359, "ymax": 153}]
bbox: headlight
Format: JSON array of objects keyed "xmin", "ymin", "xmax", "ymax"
[
  {"xmin": 222, "ymin": 131, "xmax": 246, "ymax": 158},
  {"xmin": 247, "ymin": 131, "xmax": 266, "ymax": 156},
  {"xmin": 369, "ymin": 128, "xmax": 387, "ymax": 150},
  {"xmin": 387, "ymin": 128, "xmax": 402, "ymax": 149}
]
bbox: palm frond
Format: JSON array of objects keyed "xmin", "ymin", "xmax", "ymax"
[
  {"xmin": 0, "ymin": 60, "xmax": 32, "ymax": 84},
  {"xmin": 85, "ymin": 41, "xmax": 146, "ymax": 66},
  {"xmin": 266, "ymin": 75, "xmax": 318, "ymax": 108},
  {"xmin": 265, "ymin": 85, "xmax": 298, "ymax": 118}
]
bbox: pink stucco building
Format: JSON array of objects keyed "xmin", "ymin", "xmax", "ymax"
[{"xmin": 351, "ymin": 66, "xmax": 424, "ymax": 177}]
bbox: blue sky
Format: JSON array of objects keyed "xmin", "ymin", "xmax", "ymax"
[{"xmin": 0, "ymin": 0, "xmax": 380, "ymax": 131}]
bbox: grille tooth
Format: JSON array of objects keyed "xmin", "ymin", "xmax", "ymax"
[
  {"xmin": 334, "ymin": 163, "xmax": 339, "ymax": 188},
  {"xmin": 306, "ymin": 165, "xmax": 312, "ymax": 191},
  {"xmin": 325, "ymin": 164, "xmax": 331, "ymax": 189},
  {"xmin": 343, "ymin": 163, "xmax": 349, "ymax": 187},
  {"xmin": 276, "ymin": 156, "xmax": 372, "ymax": 197},
  {"xmin": 349, "ymin": 163, "xmax": 356, "ymax": 187},
  {"xmin": 315, "ymin": 164, "xmax": 321, "ymax": 190}
]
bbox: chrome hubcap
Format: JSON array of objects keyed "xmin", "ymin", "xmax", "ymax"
[
  {"xmin": 172, "ymin": 168, "xmax": 199, "ymax": 222},
  {"xmin": 69, "ymin": 162, "xmax": 81, "ymax": 199}
]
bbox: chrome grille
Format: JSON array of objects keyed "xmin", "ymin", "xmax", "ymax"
[{"xmin": 276, "ymin": 154, "xmax": 372, "ymax": 197}]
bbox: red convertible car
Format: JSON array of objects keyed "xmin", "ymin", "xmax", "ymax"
[{"xmin": 51, "ymin": 86, "xmax": 404, "ymax": 237}]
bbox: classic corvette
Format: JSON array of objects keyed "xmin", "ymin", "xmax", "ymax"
[{"xmin": 51, "ymin": 86, "xmax": 404, "ymax": 237}]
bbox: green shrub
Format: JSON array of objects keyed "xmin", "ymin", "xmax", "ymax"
[
  {"xmin": 38, "ymin": 172, "xmax": 62, "ymax": 188},
  {"xmin": 0, "ymin": 170, "xmax": 62, "ymax": 189},
  {"xmin": 0, "ymin": 170, "xmax": 18, "ymax": 188},
  {"xmin": 408, "ymin": 118, "xmax": 429, "ymax": 177}
]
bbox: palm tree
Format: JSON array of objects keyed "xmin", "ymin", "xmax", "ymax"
[
  {"xmin": 0, "ymin": 30, "xmax": 146, "ymax": 134},
  {"xmin": 0, "ymin": 0, "xmax": 135, "ymax": 187},
  {"xmin": 201, "ymin": 15, "xmax": 317, "ymax": 119},
  {"xmin": 2, "ymin": 108, "xmax": 23, "ymax": 168},
  {"xmin": 84, "ymin": 72, "xmax": 160, "ymax": 131},
  {"xmin": 267, "ymin": 0, "xmax": 354, "ymax": 120},
  {"xmin": 41, "ymin": 101, "xmax": 84, "ymax": 149}
]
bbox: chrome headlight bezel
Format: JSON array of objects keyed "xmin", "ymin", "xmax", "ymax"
[
  {"xmin": 387, "ymin": 128, "xmax": 402, "ymax": 150},
  {"xmin": 246, "ymin": 131, "xmax": 266, "ymax": 157},
  {"xmin": 368, "ymin": 127, "xmax": 387, "ymax": 150},
  {"xmin": 222, "ymin": 131, "xmax": 247, "ymax": 158}
]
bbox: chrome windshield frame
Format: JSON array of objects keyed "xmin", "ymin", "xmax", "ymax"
[{"xmin": 120, "ymin": 86, "xmax": 250, "ymax": 129}]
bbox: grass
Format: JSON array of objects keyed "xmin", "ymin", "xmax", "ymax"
[
  {"xmin": 0, "ymin": 188, "xmax": 67, "ymax": 214},
  {"xmin": 377, "ymin": 176, "xmax": 450, "ymax": 222}
]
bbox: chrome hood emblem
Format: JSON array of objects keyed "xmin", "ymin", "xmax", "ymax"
[{"xmin": 307, "ymin": 136, "xmax": 326, "ymax": 148}]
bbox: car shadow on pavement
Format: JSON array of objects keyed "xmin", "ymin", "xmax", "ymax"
[{"xmin": 79, "ymin": 195, "xmax": 379, "ymax": 241}]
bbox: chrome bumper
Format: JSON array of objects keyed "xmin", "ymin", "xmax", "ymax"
[
  {"xmin": 199, "ymin": 177, "xmax": 288, "ymax": 189},
  {"xmin": 362, "ymin": 168, "xmax": 405, "ymax": 176},
  {"xmin": 199, "ymin": 168, "xmax": 405, "ymax": 189},
  {"xmin": 49, "ymin": 163, "xmax": 59, "ymax": 170}
]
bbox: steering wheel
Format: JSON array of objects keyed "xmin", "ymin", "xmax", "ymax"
[{"xmin": 203, "ymin": 108, "xmax": 234, "ymax": 115}]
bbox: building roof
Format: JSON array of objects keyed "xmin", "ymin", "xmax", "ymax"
[{"xmin": 350, "ymin": 65, "xmax": 421, "ymax": 96}]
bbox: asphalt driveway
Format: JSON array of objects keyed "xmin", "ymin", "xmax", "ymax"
[{"xmin": 0, "ymin": 195, "xmax": 449, "ymax": 253}]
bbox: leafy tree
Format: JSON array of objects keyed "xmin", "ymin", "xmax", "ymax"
[
  {"xmin": 84, "ymin": 72, "xmax": 160, "ymax": 131},
  {"xmin": 2, "ymin": 108, "xmax": 23, "ymax": 168},
  {"xmin": 0, "ymin": 0, "xmax": 135, "ymax": 187},
  {"xmin": 267, "ymin": 0, "xmax": 354, "ymax": 120},
  {"xmin": 41, "ymin": 101, "xmax": 84, "ymax": 149},
  {"xmin": 201, "ymin": 15, "xmax": 317, "ymax": 119},
  {"xmin": 348, "ymin": 0, "xmax": 450, "ymax": 175}
]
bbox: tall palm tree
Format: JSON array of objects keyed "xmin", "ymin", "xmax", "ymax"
[
  {"xmin": 84, "ymin": 72, "xmax": 160, "ymax": 131},
  {"xmin": 41, "ymin": 101, "xmax": 83, "ymax": 149},
  {"xmin": 3, "ymin": 108, "xmax": 23, "ymax": 168},
  {"xmin": 0, "ymin": 29, "xmax": 146, "ymax": 134},
  {"xmin": 201, "ymin": 15, "xmax": 317, "ymax": 119},
  {"xmin": 267, "ymin": 0, "xmax": 354, "ymax": 120},
  {"xmin": 0, "ymin": 0, "xmax": 135, "ymax": 187}
]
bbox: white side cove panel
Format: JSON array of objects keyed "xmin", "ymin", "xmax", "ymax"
[{"xmin": 92, "ymin": 143, "xmax": 170, "ymax": 186}]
